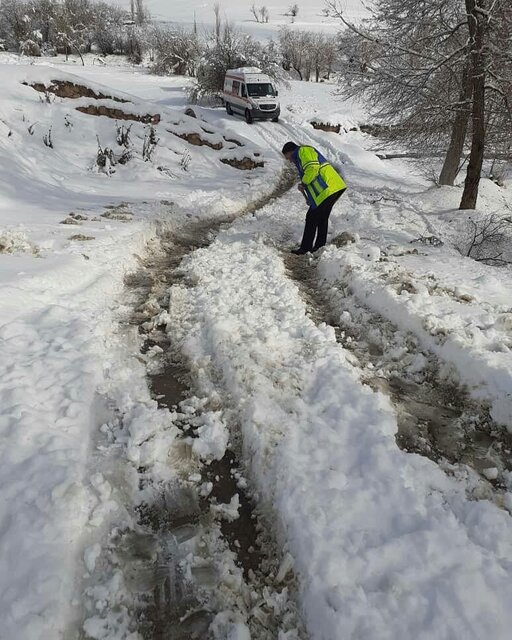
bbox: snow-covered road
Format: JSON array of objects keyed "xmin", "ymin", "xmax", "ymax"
[{"xmin": 2, "ymin": 56, "xmax": 512, "ymax": 640}]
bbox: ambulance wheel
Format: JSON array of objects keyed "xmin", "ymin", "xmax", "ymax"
[
  {"xmin": 226, "ymin": 102, "xmax": 233, "ymax": 115},
  {"xmin": 245, "ymin": 109, "xmax": 253, "ymax": 124},
  {"xmin": 272, "ymin": 116, "xmax": 279, "ymax": 123}
]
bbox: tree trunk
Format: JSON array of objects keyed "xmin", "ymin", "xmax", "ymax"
[
  {"xmin": 439, "ymin": 59, "xmax": 472, "ymax": 186},
  {"xmin": 460, "ymin": 0, "xmax": 487, "ymax": 209}
]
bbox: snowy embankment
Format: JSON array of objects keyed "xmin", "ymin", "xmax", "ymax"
[
  {"xmin": 0, "ymin": 58, "xmax": 279, "ymax": 639},
  {"xmin": 168, "ymin": 217, "xmax": 512, "ymax": 640}
]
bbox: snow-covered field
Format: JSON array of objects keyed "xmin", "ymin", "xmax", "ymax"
[
  {"xmin": 1, "ymin": 53, "xmax": 512, "ymax": 640},
  {"xmin": 112, "ymin": 0, "xmax": 369, "ymax": 38}
]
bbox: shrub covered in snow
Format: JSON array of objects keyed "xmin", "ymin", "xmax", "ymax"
[
  {"xmin": 20, "ymin": 39, "xmax": 41, "ymax": 57},
  {"xmin": 0, "ymin": 0, "xmax": 144, "ymax": 57},
  {"xmin": 0, "ymin": 229, "xmax": 37, "ymax": 254}
]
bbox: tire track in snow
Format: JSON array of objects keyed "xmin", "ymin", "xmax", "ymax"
[
  {"xmin": 283, "ymin": 251, "xmax": 512, "ymax": 510},
  {"xmin": 79, "ymin": 167, "xmax": 306, "ymax": 640}
]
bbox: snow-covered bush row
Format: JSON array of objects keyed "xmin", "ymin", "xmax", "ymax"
[{"xmin": 0, "ymin": 0, "xmax": 144, "ymax": 59}]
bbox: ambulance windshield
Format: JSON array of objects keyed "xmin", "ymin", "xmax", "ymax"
[{"xmin": 247, "ymin": 83, "xmax": 276, "ymax": 97}]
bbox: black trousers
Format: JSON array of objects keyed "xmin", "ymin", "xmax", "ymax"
[{"xmin": 299, "ymin": 189, "xmax": 345, "ymax": 252}]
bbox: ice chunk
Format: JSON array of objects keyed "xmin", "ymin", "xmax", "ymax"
[
  {"xmin": 483, "ymin": 467, "xmax": 499, "ymax": 481},
  {"xmin": 211, "ymin": 494, "xmax": 240, "ymax": 522}
]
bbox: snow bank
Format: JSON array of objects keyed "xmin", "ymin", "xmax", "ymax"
[
  {"xmin": 0, "ymin": 63, "xmax": 275, "ymax": 226},
  {"xmin": 0, "ymin": 218, "xmax": 155, "ymax": 640},
  {"xmin": 318, "ymin": 242, "xmax": 512, "ymax": 428},
  {"xmin": 169, "ymin": 228, "xmax": 512, "ymax": 640}
]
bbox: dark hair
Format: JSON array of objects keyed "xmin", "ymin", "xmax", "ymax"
[{"xmin": 281, "ymin": 141, "xmax": 298, "ymax": 155}]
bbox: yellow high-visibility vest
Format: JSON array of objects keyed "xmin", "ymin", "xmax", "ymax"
[{"xmin": 293, "ymin": 145, "xmax": 347, "ymax": 208}]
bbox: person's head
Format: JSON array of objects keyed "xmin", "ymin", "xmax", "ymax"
[{"xmin": 282, "ymin": 141, "xmax": 298, "ymax": 162}]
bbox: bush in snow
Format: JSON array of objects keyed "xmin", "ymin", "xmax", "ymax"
[
  {"xmin": 180, "ymin": 150, "xmax": 192, "ymax": 172},
  {"xmin": 0, "ymin": 229, "xmax": 37, "ymax": 254},
  {"xmin": 96, "ymin": 138, "xmax": 117, "ymax": 175},
  {"xmin": 0, "ymin": 0, "xmax": 32, "ymax": 50},
  {"xmin": 149, "ymin": 25, "xmax": 201, "ymax": 76},
  {"xmin": 20, "ymin": 39, "xmax": 41, "ymax": 57},
  {"xmin": 142, "ymin": 125, "xmax": 159, "ymax": 162},
  {"xmin": 116, "ymin": 123, "xmax": 132, "ymax": 148},
  {"xmin": 0, "ymin": 0, "xmax": 146, "ymax": 57},
  {"xmin": 287, "ymin": 3, "xmax": 299, "ymax": 19},
  {"xmin": 43, "ymin": 127, "xmax": 53, "ymax": 148}
]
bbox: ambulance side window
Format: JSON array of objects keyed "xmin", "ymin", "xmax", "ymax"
[{"xmin": 232, "ymin": 80, "xmax": 240, "ymax": 95}]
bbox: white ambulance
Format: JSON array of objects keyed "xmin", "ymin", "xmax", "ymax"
[{"xmin": 223, "ymin": 67, "xmax": 280, "ymax": 124}]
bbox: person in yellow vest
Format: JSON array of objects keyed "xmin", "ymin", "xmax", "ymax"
[{"xmin": 282, "ymin": 141, "xmax": 347, "ymax": 255}]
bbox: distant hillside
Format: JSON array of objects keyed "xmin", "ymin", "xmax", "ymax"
[{"xmin": 114, "ymin": 0, "xmax": 369, "ymax": 37}]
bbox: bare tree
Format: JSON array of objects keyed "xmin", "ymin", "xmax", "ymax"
[
  {"xmin": 329, "ymin": 0, "xmax": 471, "ymax": 187},
  {"xmin": 135, "ymin": 0, "xmax": 147, "ymax": 25},
  {"xmin": 250, "ymin": 2, "xmax": 260, "ymax": 22},
  {"xmin": 280, "ymin": 28, "xmax": 336, "ymax": 81},
  {"xmin": 288, "ymin": 3, "xmax": 299, "ymax": 19},
  {"xmin": 311, "ymin": 32, "xmax": 338, "ymax": 82},
  {"xmin": 460, "ymin": 0, "xmax": 488, "ymax": 209},
  {"xmin": 279, "ymin": 27, "xmax": 309, "ymax": 80},
  {"xmin": 213, "ymin": 2, "xmax": 222, "ymax": 42},
  {"xmin": 329, "ymin": 0, "xmax": 511, "ymax": 209}
]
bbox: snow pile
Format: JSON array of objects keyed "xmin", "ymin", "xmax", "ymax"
[
  {"xmin": 168, "ymin": 228, "xmax": 512, "ymax": 640},
  {"xmin": 191, "ymin": 410, "xmax": 230, "ymax": 462}
]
